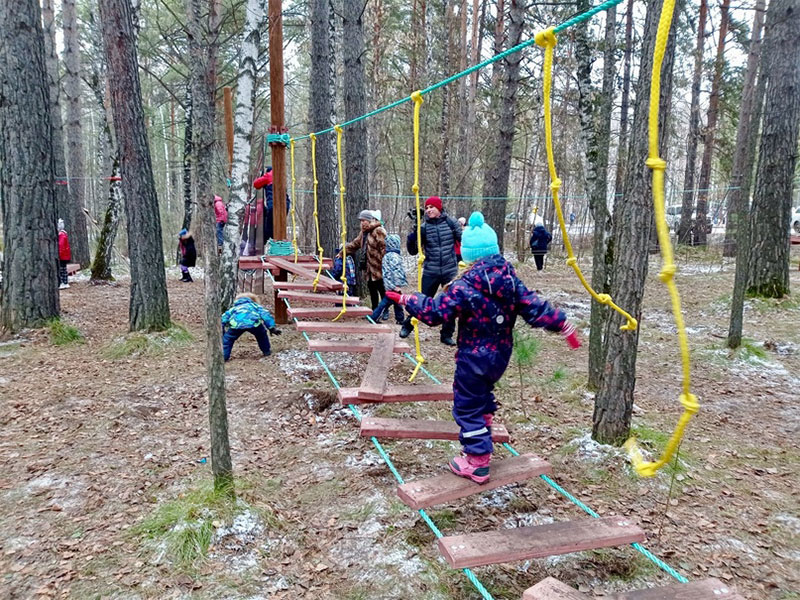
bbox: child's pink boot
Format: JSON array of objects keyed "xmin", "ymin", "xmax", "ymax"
[
  {"xmin": 449, "ymin": 452, "xmax": 491, "ymax": 484},
  {"xmin": 483, "ymin": 413, "xmax": 494, "ymax": 428}
]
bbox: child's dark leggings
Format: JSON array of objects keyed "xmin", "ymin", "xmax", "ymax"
[
  {"xmin": 222, "ymin": 325, "xmax": 271, "ymax": 360},
  {"xmin": 452, "ymin": 350, "xmax": 507, "ymax": 455},
  {"xmin": 533, "ymin": 253, "xmax": 545, "ymax": 271},
  {"xmin": 59, "ymin": 260, "xmax": 69, "ymax": 285}
]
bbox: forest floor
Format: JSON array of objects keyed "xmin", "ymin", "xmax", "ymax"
[{"xmin": 1, "ymin": 247, "xmax": 798, "ymax": 600}]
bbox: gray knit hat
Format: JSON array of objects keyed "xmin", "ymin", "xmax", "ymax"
[{"xmin": 358, "ymin": 209, "xmax": 376, "ymax": 221}]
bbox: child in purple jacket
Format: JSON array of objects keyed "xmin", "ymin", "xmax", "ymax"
[{"xmin": 387, "ymin": 212, "xmax": 580, "ymax": 484}]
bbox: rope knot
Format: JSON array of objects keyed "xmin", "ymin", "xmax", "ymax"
[
  {"xmin": 679, "ymin": 393, "xmax": 699, "ymax": 415},
  {"xmin": 566, "ymin": 257, "xmax": 577, "ymax": 267},
  {"xmin": 659, "ymin": 264, "xmax": 676, "ymax": 282},
  {"xmin": 334, "ymin": 124, "xmax": 343, "ymax": 134},
  {"xmin": 309, "ymin": 133, "xmax": 316, "ymax": 141},
  {"xmin": 535, "ymin": 28, "xmax": 557, "ymax": 48},
  {"xmin": 550, "ymin": 177, "xmax": 562, "ymax": 192},
  {"xmin": 411, "ymin": 90, "xmax": 423, "ymax": 104},
  {"xmin": 646, "ymin": 157, "xmax": 666, "ymax": 171},
  {"xmin": 411, "ymin": 184, "xmax": 419, "ymax": 194},
  {"xmin": 596, "ymin": 293, "xmax": 611, "ymax": 305}
]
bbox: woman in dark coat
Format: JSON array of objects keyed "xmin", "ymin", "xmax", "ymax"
[
  {"xmin": 179, "ymin": 229, "xmax": 197, "ymax": 282},
  {"xmin": 529, "ymin": 222, "xmax": 552, "ymax": 271}
]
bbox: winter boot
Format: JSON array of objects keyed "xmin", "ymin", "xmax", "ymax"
[
  {"xmin": 181, "ymin": 271, "xmax": 193, "ymax": 283},
  {"xmin": 440, "ymin": 335, "xmax": 456, "ymax": 347},
  {"xmin": 449, "ymin": 452, "xmax": 491, "ymax": 484},
  {"xmin": 398, "ymin": 323, "xmax": 413, "ymax": 338},
  {"xmin": 483, "ymin": 413, "xmax": 494, "ymax": 428}
]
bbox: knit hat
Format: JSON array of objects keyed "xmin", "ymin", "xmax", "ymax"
[
  {"xmin": 179, "ymin": 228, "xmax": 188, "ymax": 237},
  {"xmin": 57, "ymin": 218, "xmax": 65, "ymax": 231},
  {"xmin": 358, "ymin": 209, "xmax": 376, "ymax": 221},
  {"xmin": 425, "ymin": 196, "xmax": 443, "ymax": 212},
  {"xmin": 461, "ymin": 211, "xmax": 499, "ymax": 263},
  {"xmin": 372, "ymin": 209, "xmax": 382, "ymax": 222}
]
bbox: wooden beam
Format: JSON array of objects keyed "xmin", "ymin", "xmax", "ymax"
[
  {"xmin": 397, "ymin": 454, "xmax": 551, "ymax": 510},
  {"xmin": 522, "ymin": 577, "xmax": 589, "ymax": 600},
  {"xmin": 437, "ymin": 516, "xmax": 645, "ymax": 569},
  {"xmin": 360, "ymin": 417, "xmax": 509, "ymax": 442},
  {"xmin": 358, "ymin": 333, "xmax": 397, "ymax": 400},
  {"xmin": 268, "ymin": 0, "xmax": 286, "ymax": 242},
  {"xmin": 613, "ymin": 578, "xmax": 744, "ymax": 600},
  {"xmin": 338, "ymin": 385, "xmax": 453, "ymax": 405},
  {"xmin": 308, "ymin": 339, "xmax": 411, "ymax": 353},
  {"xmin": 274, "ymin": 281, "xmax": 343, "ymax": 291},
  {"xmin": 267, "ymin": 256, "xmax": 338, "ymax": 290},
  {"xmin": 290, "ymin": 307, "xmax": 373, "ymax": 320},
  {"xmin": 278, "ymin": 291, "xmax": 360, "ymax": 305},
  {"xmin": 295, "ymin": 322, "xmax": 393, "ymax": 334}
]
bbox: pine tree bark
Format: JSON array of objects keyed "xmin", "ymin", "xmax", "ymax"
[
  {"xmin": 309, "ymin": 0, "xmax": 338, "ymax": 257},
  {"xmin": 62, "ymin": 0, "xmax": 90, "ymax": 266},
  {"xmin": 182, "ymin": 88, "xmax": 194, "ymax": 233},
  {"xmin": 220, "ymin": 0, "xmax": 264, "ymax": 309},
  {"xmin": 613, "ymin": 0, "xmax": 634, "ymax": 198},
  {"xmin": 746, "ymin": 0, "xmax": 800, "ymax": 299},
  {"xmin": 693, "ymin": 0, "xmax": 730, "ymax": 246},
  {"xmin": 723, "ymin": 0, "xmax": 766, "ymax": 258},
  {"xmin": 480, "ymin": 0, "xmax": 523, "ymax": 251},
  {"xmin": 41, "ymin": 0, "xmax": 71, "ymax": 231},
  {"xmin": 593, "ymin": 0, "xmax": 680, "ymax": 445},
  {"xmin": 100, "ymin": 0, "xmax": 170, "ymax": 332},
  {"xmin": 576, "ymin": 1, "xmax": 616, "ymax": 391},
  {"xmin": 677, "ymin": 0, "xmax": 707, "ymax": 245},
  {"xmin": 342, "ymin": 0, "xmax": 370, "ymax": 299},
  {"xmin": 0, "ymin": 0, "xmax": 60, "ymax": 332}
]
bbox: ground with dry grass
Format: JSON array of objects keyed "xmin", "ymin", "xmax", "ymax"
[{"xmin": 0, "ymin": 249, "xmax": 798, "ymax": 600}]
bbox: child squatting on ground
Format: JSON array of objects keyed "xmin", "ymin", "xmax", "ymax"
[
  {"xmin": 221, "ymin": 293, "xmax": 282, "ymax": 361},
  {"xmin": 386, "ymin": 212, "xmax": 580, "ymax": 484}
]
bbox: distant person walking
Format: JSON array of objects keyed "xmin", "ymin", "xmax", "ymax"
[
  {"xmin": 57, "ymin": 219, "xmax": 71, "ymax": 289},
  {"xmin": 529, "ymin": 220, "xmax": 552, "ymax": 271},
  {"xmin": 178, "ymin": 229, "xmax": 197, "ymax": 282},
  {"xmin": 214, "ymin": 195, "xmax": 228, "ymax": 251}
]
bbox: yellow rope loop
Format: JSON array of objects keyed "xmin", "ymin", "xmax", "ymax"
[
  {"xmin": 332, "ymin": 125, "xmax": 349, "ymax": 322},
  {"xmin": 537, "ymin": 27, "xmax": 637, "ymax": 333},
  {"xmin": 310, "ymin": 133, "xmax": 325, "ymax": 290},
  {"xmin": 409, "ymin": 91, "xmax": 426, "ymax": 382},
  {"xmin": 624, "ymin": 0, "xmax": 698, "ymax": 477},
  {"xmin": 289, "ymin": 138, "xmax": 300, "ymax": 263}
]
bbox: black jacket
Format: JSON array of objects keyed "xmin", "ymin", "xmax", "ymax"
[
  {"xmin": 529, "ymin": 225, "xmax": 552, "ymax": 254},
  {"xmin": 407, "ymin": 212, "xmax": 461, "ymax": 279}
]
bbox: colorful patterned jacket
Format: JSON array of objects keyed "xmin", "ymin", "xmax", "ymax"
[
  {"xmin": 404, "ymin": 254, "xmax": 567, "ymax": 364},
  {"xmin": 221, "ymin": 297, "xmax": 276, "ymax": 330}
]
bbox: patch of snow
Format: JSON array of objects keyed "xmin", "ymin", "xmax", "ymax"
[
  {"xmin": 503, "ymin": 512, "xmax": 554, "ymax": 529},
  {"xmin": 344, "ymin": 450, "xmax": 384, "ymax": 470},
  {"xmin": 3, "ymin": 537, "xmax": 37, "ymax": 553},
  {"xmin": 479, "ymin": 487, "xmax": 516, "ymax": 509},
  {"xmin": 568, "ymin": 433, "xmax": 624, "ymax": 463},
  {"xmin": 773, "ymin": 514, "xmax": 800, "ymax": 536}
]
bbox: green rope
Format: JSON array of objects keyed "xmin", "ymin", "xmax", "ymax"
[{"xmin": 292, "ymin": 0, "xmax": 625, "ymax": 142}]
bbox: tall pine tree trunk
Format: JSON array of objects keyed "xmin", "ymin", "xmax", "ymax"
[
  {"xmin": 593, "ymin": 0, "xmax": 680, "ymax": 445},
  {"xmin": 62, "ymin": 0, "xmax": 90, "ymax": 266},
  {"xmin": 613, "ymin": 0, "xmax": 634, "ymax": 198},
  {"xmin": 577, "ymin": 1, "xmax": 616, "ymax": 391},
  {"xmin": 746, "ymin": 0, "xmax": 800, "ymax": 299},
  {"xmin": 182, "ymin": 88, "xmax": 194, "ymax": 233},
  {"xmin": 100, "ymin": 0, "xmax": 170, "ymax": 332},
  {"xmin": 723, "ymin": 0, "xmax": 766, "ymax": 258},
  {"xmin": 694, "ymin": 0, "xmax": 730, "ymax": 246},
  {"xmin": 309, "ymin": 0, "xmax": 338, "ymax": 257},
  {"xmin": 220, "ymin": 0, "xmax": 264, "ymax": 309},
  {"xmin": 677, "ymin": 0, "xmax": 707, "ymax": 245},
  {"xmin": 0, "ymin": 0, "xmax": 60, "ymax": 332},
  {"xmin": 188, "ymin": 0, "xmax": 234, "ymax": 495},
  {"xmin": 342, "ymin": 0, "xmax": 369, "ymax": 299},
  {"xmin": 480, "ymin": 0, "xmax": 522, "ymax": 251}
]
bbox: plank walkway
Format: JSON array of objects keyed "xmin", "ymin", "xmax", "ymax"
[
  {"xmin": 437, "ymin": 516, "xmax": 645, "ymax": 569},
  {"xmin": 360, "ymin": 416, "xmax": 509, "ymax": 442},
  {"xmin": 358, "ymin": 333, "xmax": 397, "ymax": 400},
  {"xmin": 295, "ymin": 322, "xmax": 393, "ymax": 334},
  {"xmin": 397, "ymin": 454, "xmax": 551, "ymax": 510},
  {"xmin": 338, "ymin": 385, "xmax": 453, "ymax": 405},
  {"xmin": 289, "ymin": 307, "xmax": 373, "ymax": 320},
  {"xmin": 309, "ymin": 339, "xmax": 411, "ymax": 353},
  {"xmin": 273, "ymin": 281, "xmax": 343, "ymax": 291},
  {"xmin": 278, "ymin": 291, "xmax": 360, "ymax": 305},
  {"xmin": 522, "ymin": 577, "xmax": 744, "ymax": 600}
]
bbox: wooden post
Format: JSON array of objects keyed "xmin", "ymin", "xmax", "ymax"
[{"xmin": 268, "ymin": 0, "xmax": 288, "ymax": 322}]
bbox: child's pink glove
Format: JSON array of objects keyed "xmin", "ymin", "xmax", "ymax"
[
  {"xmin": 561, "ymin": 321, "xmax": 581, "ymax": 349},
  {"xmin": 385, "ymin": 290, "xmax": 409, "ymax": 305}
]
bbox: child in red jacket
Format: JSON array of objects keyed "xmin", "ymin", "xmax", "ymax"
[{"xmin": 57, "ymin": 219, "xmax": 72, "ymax": 289}]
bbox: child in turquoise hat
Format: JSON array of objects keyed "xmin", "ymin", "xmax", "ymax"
[{"xmin": 387, "ymin": 212, "xmax": 579, "ymax": 484}]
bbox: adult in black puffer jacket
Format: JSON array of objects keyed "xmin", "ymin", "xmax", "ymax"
[{"xmin": 400, "ymin": 196, "xmax": 462, "ymax": 345}]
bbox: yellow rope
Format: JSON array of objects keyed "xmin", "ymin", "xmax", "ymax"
[
  {"xmin": 408, "ymin": 91, "xmax": 426, "ymax": 382},
  {"xmin": 535, "ymin": 29, "xmax": 637, "ymax": 332},
  {"xmin": 310, "ymin": 134, "xmax": 325, "ymax": 290},
  {"xmin": 332, "ymin": 125, "xmax": 349, "ymax": 321},
  {"xmin": 289, "ymin": 138, "xmax": 299, "ymax": 263},
  {"xmin": 624, "ymin": 0, "xmax": 698, "ymax": 477}
]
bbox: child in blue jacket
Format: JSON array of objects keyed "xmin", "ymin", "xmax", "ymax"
[
  {"xmin": 221, "ymin": 293, "xmax": 281, "ymax": 361},
  {"xmin": 370, "ymin": 234, "xmax": 407, "ymax": 324},
  {"xmin": 331, "ymin": 247, "xmax": 357, "ymax": 293},
  {"xmin": 387, "ymin": 212, "xmax": 580, "ymax": 484}
]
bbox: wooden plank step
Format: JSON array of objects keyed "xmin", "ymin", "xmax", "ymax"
[
  {"xmin": 522, "ymin": 577, "xmax": 744, "ymax": 600},
  {"xmin": 293, "ymin": 256, "xmax": 334, "ymax": 267},
  {"xmin": 338, "ymin": 385, "xmax": 453, "ymax": 405},
  {"xmin": 237, "ymin": 256, "xmax": 280, "ymax": 274},
  {"xmin": 278, "ymin": 291, "xmax": 360, "ymax": 305},
  {"xmin": 290, "ymin": 307, "xmax": 373, "ymax": 320},
  {"xmin": 522, "ymin": 577, "xmax": 588, "ymax": 600},
  {"xmin": 309, "ymin": 339, "xmax": 411, "ymax": 353},
  {"xmin": 438, "ymin": 516, "xmax": 645, "ymax": 569},
  {"xmin": 273, "ymin": 280, "xmax": 343, "ymax": 291},
  {"xmin": 295, "ymin": 321, "xmax": 393, "ymax": 334},
  {"xmin": 358, "ymin": 333, "xmax": 397, "ymax": 400},
  {"xmin": 360, "ymin": 417, "xmax": 510, "ymax": 442},
  {"xmin": 66, "ymin": 263, "xmax": 81, "ymax": 275},
  {"xmin": 267, "ymin": 257, "xmax": 338, "ymax": 290},
  {"xmin": 397, "ymin": 454, "xmax": 550, "ymax": 510}
]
